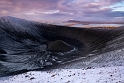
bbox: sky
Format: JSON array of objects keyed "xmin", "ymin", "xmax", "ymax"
[{"xmin": 0, "ymin": 0, "xmax": 124, "ymax": 22}]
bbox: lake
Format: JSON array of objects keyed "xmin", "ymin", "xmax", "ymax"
[{"xmin": 71, "ymin": 24, "xmax": 124, "ymax": 28}]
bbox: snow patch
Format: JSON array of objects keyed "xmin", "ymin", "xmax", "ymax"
[{"xmin": 0, "ymin": 66, "xmax": 124, "ymax": 83}]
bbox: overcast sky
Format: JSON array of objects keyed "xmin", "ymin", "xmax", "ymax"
[{"xmin": 0, "ymin": 0, "xmax": 124, "ymax": 22}]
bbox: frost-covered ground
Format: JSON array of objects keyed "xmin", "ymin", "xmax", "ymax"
[
  {"xmin": 0, "ymin": 66, "xmax": 124, "ymax": 83},
  {"xmin": 0, "ymin": 49, "xmax": 124, "ymax": 83}
]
